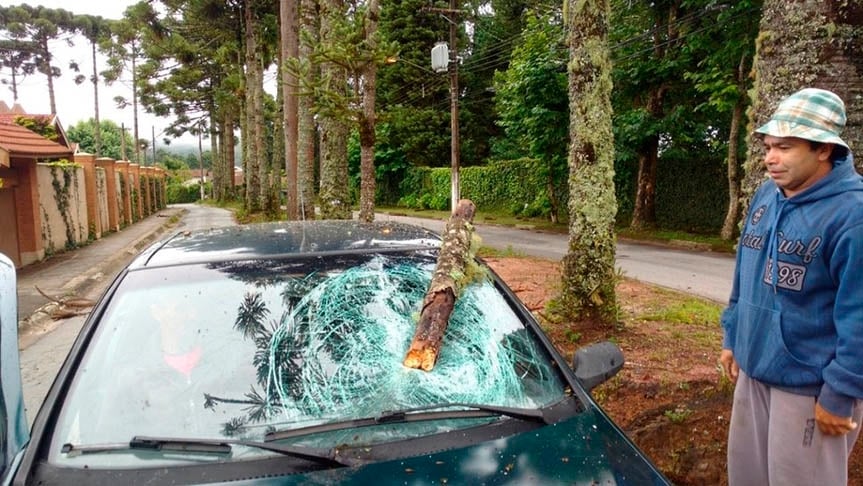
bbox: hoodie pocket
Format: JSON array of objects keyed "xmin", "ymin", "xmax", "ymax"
[{"xmin": 736, "ymin": 300, "xmax": 821, "ymax": 386}]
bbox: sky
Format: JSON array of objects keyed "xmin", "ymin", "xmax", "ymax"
[{"xmin": 0, "ymin": 0, "xmax": 199, "ymax": 148}]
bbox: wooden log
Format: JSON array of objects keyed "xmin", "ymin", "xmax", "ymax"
[{"xmin": 403, "ymin": 199, "xmax": 477, "ymax": 371}]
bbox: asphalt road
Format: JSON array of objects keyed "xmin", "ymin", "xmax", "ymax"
[
  {"xmin": 18, "ymin": 205, "xmax": 735, "ymax": 425},
  {"xmin": 374, "ymin": 213, "xmax": 735, "ymax": 303}
]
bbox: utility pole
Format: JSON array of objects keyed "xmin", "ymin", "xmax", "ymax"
[
  {"xmin": 447, "ymin": 0, "xmax": 460, "ymax": 212},
  {"xmin": 425, "ymin": 3, "xmax": 462, "ymax": 213},
  {"xmin": 198, "ymin": 130, "xmax": 205, "ymax": 201},
  {"xmin": 120, "ymin": 123, "xmax": 127, "ymax": 161}
]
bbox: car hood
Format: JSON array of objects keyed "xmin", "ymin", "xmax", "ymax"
[{"xmin": 235, "ymin": 409, "xmax": 667, "ymax": 485}]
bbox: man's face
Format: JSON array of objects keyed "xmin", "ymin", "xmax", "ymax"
[{"xmin": 762, "ymin": 135, "xmax": 834, "ymax": 198}]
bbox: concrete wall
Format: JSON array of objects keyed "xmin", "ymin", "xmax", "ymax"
[
  {"xmin": 37, "ymin": 163, "xmax": 88, "ymax": 255},
  {"xmin": 96, "ymin": 168, "xmax": 109, "ymax": 236},
  {"xmin": 5, "ymin": 156, "xmax": 168, "ymax": 268}
]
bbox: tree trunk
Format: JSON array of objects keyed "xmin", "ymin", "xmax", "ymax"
[
  {"xmin": 255, "ymin": 57, "xmax": 274, "ymax": 214},
  {"xmin": 546, "ymin": 174, "xmax": 559, "ymax": 224},
  {"xmin": 720, "ymin": 57, "xmax": 748, "ymax": 241},
  {"xmin": 131, "ymin": 42, "xmax": 140, "ymax": 165},
  {"xmin": 318, "ymin": 105, "xmax": 350, "ymax": 219},
  {"xmin": 298, "ymin": 0, "xmax": 319, "ymax": 220},
  {"xmin": 243, "ymin": 0, "xmax": 261, "ymax": 213},
  {"xmin": 281, "ymin": 0, "xmax": 299, "ymax": 220},
  {"xmin": 358, "ymin": 113, "xmax": 376, "ymax": 222},
  {"xmin": 208, "ymin": 109, "xmax": 222, "ymax": 200},
  {"xmin": 357, "ymin": 0, "xmax": 380, "ymax": 223},
  {"xmin": 271, "ymin": 77, "xmax": 285, "ymax": 215},
  {"xmin": 224, "ymin": 112, "xmax": 237, "ymax": 200},
  {"xmin": 629, "ymin": 89, "xmax": 663, "ymax": 230},
  {"xmin": 10, "ymin": 64, "xmax": 18, "ymax": 101},
  {"xmin": 404, "ymin": 199, "xmax": 477, "ymax": 371},
  {"xmin": 40, "ymin": 39, "xmax": 57, "ymax": 114},
  {"xmin": 560, "ymin": 0, "xmax": 617, "ymax": 324},
  {"xmin": 318, "ymin": 0, "xmax": 350, "ymax": 220},
  {"xmin": 628, "ymin": 2, "xmax": 679, "ymax": 231},
  {"xmin": 742, "ymin": 0, "xmax": 863, "ymax": 219},
  {"xmin": 91, "ymin": 40, "xmax": 101, "ymax": 158}
]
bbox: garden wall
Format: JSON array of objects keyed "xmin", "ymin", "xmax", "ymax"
[{"xmin": 37, "ymin": 163, "xmax": 88, "ymax": 254}]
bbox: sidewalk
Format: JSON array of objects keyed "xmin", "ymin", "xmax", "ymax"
[{"xmin": 15, "ymin": 206, "xmax": 186, "ymax": 329}]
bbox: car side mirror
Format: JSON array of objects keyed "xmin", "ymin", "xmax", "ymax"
[{"xmin": 572, "ymin": 341, "xmax": 624, "ymax": 392}]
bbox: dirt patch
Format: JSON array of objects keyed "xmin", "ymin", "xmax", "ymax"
[{"xmin": 484, "ymin": 256, "xmax": 863, "ymax": 486}]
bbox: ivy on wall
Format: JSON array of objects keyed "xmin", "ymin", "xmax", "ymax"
[
  {"xmin": 47, "ymin": 160, "xmax": 81, "ymax": 250},
  {"xmin": 118, "ymin": 173, "xmax": 128, "ymax": 227}
]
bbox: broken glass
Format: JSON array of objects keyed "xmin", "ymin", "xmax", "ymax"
[{"xmin": 49, "ymin": 252, "xmax": 566, "ymax": 467}]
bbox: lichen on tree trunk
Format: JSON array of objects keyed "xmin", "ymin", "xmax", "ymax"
[
  {"xmin": 560, "ymin": 0, "xmax": 618, "ymax": 324},
  {"xmin": 404, "ymin": 199, "xmax": 478, "ymax": 371}
]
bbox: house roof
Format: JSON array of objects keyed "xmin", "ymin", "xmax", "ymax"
[
  {"xmin": 0, "ymin": 113, "xmax": 54, "ymax": 125},
  {"xmin": 0, "ymin": 103, "xmax": 26, "ymax": 115},
  {"xmin": 0, "ymin": 121, "xmax": 74, "ymax": 159},
  {"xmin": 0, "ymin": 112, "xmax": 72, "ymax": 147}
]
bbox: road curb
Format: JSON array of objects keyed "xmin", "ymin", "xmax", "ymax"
[{"xmin": 18, "ymin": 208, "xmax": 187, "ymax": 334}]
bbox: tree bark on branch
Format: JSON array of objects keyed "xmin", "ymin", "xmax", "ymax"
[{"xmin": 403, "ymin": 199, "xmax": 477, "ymax": 371}]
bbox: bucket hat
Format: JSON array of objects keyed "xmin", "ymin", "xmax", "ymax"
[{"xmin": 755, "ymin": 88, "xmax": 849, "ymax": 149}]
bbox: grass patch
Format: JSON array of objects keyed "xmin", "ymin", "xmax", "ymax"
[
  {"xmin": 476, "ymin": 245, "xmax": 525, "ymax": 258},
  {"xmin": 617, "ymin": 227, "xmax": 735, "ymax": 253},
  {"xmin": 664, "ymin": 406, "xmax": 693, "ymax": 424},
  {"xmin": 642, "ymin": 296, "xmax": 722, "ymax": 327},
  {"xmin": 375, "ymin": 206, "xmax": 567, "ymax": 233}
]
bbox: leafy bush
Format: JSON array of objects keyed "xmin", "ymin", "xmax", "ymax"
[
  {"xmin": 167, "ymin": 179, "xmax": 210, "ymax": 204},
  {"xmin": 395, "ymin": 158, "xmax": 567, "ymax": 219}
]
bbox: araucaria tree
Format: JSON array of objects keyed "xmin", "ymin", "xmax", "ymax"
[
  {"xmin": 559, "ymin": 0, "xmax": 618, "ymax": 323},
  {"xmin": 0, "ymin": 5, "xmax": 76, "ymax": 114},
  {"xmin": 73, "ymin": 14, "xmax": 112, "ymax": 158}
]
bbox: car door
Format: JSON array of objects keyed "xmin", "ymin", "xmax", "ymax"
[{"xmin": 0, "ymin": 252, "xmax": 28, "ymax": 482}]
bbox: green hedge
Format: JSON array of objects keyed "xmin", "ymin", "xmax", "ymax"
[
  {"xmin": 379, "ymin": 155, "xmax": 728, "ymax": 234},
  {"xmin": 395, "ymin": 158, "xmax": 568, "ymax": 220},
  {"xmin": 655, "ymin": 153, "xmax": 727, "ymax": 232},
  {"xmin": 167, "ymin": 180, "xmax": 210, "ymax": 204}
]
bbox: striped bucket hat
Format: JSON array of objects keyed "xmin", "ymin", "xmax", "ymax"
[{"xmin": 755, "ymin": 88, "xmax": 849, "ymax": 149}]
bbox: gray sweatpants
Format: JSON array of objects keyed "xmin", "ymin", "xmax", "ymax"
[{"xmin": 727, "ymin": 371, "xmax": 863, "ymax": 485}]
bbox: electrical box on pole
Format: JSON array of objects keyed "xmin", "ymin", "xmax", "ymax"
[
  {"xmin": 431, "ymin": 42, "xmax": 449, "ymax": 73},
  {"xmin": 424, "ymin": 4, "xmax": 463, "ymax": 213}
]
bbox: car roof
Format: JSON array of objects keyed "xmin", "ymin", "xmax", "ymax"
[{"xmin": 130, "ymin": 220, "xmax": 442, "ymax": 269}]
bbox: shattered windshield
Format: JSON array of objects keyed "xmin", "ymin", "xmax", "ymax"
[{"xmin": 49, "ymin": 252, "xmax": 566, "ymax": 467}]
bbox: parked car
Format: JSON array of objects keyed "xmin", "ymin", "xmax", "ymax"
[{"xmin": 1, "ymin": 221, "xmax": 670, "ymax": 485}]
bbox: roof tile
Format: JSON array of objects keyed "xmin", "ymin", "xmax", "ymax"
[{"xmin": 0, "ymin": 121, "xmax": 73, "ymax": 158}]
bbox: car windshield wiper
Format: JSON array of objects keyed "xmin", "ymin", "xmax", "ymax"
[
  {"xmin": 61, "ymin": 436, "xmax": 347, "ymax": 466},
  {"xmin": 265, "ymin": 402, "xmax": 547, "ymax": 442}
]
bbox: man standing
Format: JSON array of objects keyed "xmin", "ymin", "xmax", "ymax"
[{"xmin": 720, "ymin": 87, "xmax": 863, "ymax": 485}]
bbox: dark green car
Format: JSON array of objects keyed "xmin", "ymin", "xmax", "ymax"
[{"xmin": 1, "ymin": 221, "xmax": 670, "ymax": 484}]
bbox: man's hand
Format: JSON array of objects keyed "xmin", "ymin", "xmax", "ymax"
[
  {"xmin": 815, "ymin": 402, "xmax": 858, "ymax": 436},
  {"xmin": 719, "ymin": 349, "xmax": 739, "ymax": 384}
]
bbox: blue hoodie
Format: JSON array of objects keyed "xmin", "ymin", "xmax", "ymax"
[{"xmin": 721, "ymin": 152, "xmax": 863, "ymax": 417}]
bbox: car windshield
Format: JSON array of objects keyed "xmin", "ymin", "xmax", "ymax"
[{"xmin": 49, "ymin": 252, "xmax": 566, "ymax": 467}]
